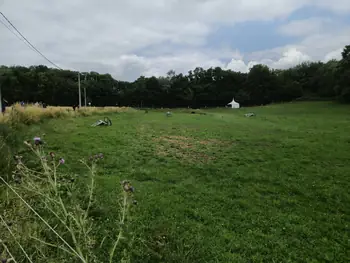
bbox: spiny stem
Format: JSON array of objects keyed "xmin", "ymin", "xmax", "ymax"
[
  {"xmin": 0, "ymin": 215, "xmax": 34, "ymax": 263},
  {"xmin": 29, "ymin": 236, "xmax": 75, "ymax": 257},
  {"xmin": 0, "ymin": 176, "xmax": 87, "ymax": 263},
  {"xmin": 109, "ymin": 192, "xmax": 128, "ymax": 263},
  {"xmin": 1, "ymin": 242, "xmax": 18, "ymax": 263}
]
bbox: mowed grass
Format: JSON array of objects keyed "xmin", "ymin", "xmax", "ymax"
[{"xmin": 22, "ymin": 102, "xmax": 350, "ymax": 262}]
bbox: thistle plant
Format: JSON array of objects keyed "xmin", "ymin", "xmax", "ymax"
[{"xmin": 0, "ymin": 140, "xmax": 135, "ymax": 263}]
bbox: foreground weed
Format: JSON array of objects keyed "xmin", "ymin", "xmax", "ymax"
[{"xmin": 0, "ymin": 139, "xmax": 136, "ymax": 262}]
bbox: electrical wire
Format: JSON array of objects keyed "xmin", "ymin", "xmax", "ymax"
[
  {"xmin": 0, "ymin": 16, "xmax": 38, "ymax": 54},
  {"xmin": 0, "ymin": 11, "xmax": 62, "ymax": 69}
]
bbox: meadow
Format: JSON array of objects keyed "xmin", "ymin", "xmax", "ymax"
[{"xmin": 1, "ymin": 102, "xmax": 350, "ymax": 262}]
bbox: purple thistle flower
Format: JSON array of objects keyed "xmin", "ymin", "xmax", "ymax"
[
  {"xmin": 34, "ymin": 137, "xmax": 41, "ymax": 145},
  {"xmin": 59, "ymin": 158, "xmax": 65, "ymax": 164},
  {"xmin": 1, "ymin": 258, "xmax": 7, "ymax": 263}
]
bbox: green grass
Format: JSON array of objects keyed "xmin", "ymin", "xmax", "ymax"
[{"xmin": 3, "ymin": 101, "xmax": 350, "ymax": 262}]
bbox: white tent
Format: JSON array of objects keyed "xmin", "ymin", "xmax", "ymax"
[{"xmin": 227, "ymin": 97, "xmax": 240, "ymax": 108}]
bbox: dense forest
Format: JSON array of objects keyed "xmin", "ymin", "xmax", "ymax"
[{"xmin": 1, "ymin": 45, "xmax": 349, "ymax": 108}]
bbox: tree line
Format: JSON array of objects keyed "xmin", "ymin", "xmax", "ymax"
[{"xmin": 1, "ymin": 45, "xmax": 349, "ymax": 108}]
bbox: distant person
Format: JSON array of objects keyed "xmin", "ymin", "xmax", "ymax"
[
  {"xmin": 1, "ymin": 100, "xmax": 6, "ymax": 115},
  {"xmin": 42, "ymin": 102, "xmax": 47, "ymax": 109}
]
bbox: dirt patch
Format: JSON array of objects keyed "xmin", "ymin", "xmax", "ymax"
[
  {"xmin": 157, "ymin": 135, "xmax": 225, "ymax": 146},
  {"xmin": 198, "ymin": 138, "xmax": 224, "ymax": 145},
  {"xmin": 153, "ymin": 135, "xmax": 224, "ymax": 163},
  {"xmin": 159, "ymin": 136, "xmax": 193, "ymax": 149}
]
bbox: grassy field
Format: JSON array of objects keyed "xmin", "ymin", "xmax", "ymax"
[{"xmin": 2, "ymin": 102, "xmax": 350, "ymax": 262}]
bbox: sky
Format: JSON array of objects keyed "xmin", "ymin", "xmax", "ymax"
[{"xmin": 0, "ymin": 0, "xmax": 350, "ymax": 81}]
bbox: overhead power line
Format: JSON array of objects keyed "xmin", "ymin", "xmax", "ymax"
[
  {"xmin": 0, "ymin": 11, "xmax": 62, "ymax": 69},
  {"xmin": 0, "ymin": 17, "xmax": 38, "ymax": 54}
]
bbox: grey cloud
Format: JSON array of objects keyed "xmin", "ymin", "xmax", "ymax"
[{"xmin": 0, "ymin": 0, "xmax": 350, "ymax": 81}]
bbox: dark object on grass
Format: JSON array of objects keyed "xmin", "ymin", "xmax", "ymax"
[
  {"xmin": 145, "ymin": 110, "xmax": 148, "ymax": 113},
  {"xmin": 91, "ymin": 117, "xmax": 112, "ymax": 127},
  {"xmin": 191, "ymin": 111, "xmax": 206, "ymax": 115},
  {"xmin": 245, "ymin": 113, "xmax": 255, "ymax": 117},
  {"xmin": 121, "ymin": 180, "xmax": 135, "ymax": 193}
]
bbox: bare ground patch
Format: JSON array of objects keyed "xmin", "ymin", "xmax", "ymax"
[{"xmin": 153, "ymin": 135, "xmax": 226, "ymax": 163}]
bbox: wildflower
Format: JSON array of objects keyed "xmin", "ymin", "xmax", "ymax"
[
  {"xmin": 49, "ymin": 152, "xmax": 55, "ymax": 159},
  {"xmin": 1, "ymin": 258, "xmax": 8, "ymax": 263},
  {"xmin": 59, "ymin": 158, "xmax": 65, "ymax": 165},
  {"xmin": 33, "ymin": 137, "xmax": 43, "ymax": 145}
]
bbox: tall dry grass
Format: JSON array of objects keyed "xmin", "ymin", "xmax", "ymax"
[{"xmin": 0, "ymin": 104, "xmax": 131, "ymax": 125}]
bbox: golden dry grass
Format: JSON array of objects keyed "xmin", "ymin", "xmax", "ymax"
[{"xmin": 0, "ymin": 103, "xmax": 131, "ymax": 125}]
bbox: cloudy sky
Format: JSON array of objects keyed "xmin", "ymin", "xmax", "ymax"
[{"xmin": 1, "ymin": 0, "xmax": 350, "ymax": 81}]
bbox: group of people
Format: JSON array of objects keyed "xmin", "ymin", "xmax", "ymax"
[
  {"xmin": 33, "ymin": 101, "xmax": 47, "ymax": 108},
  {"xmin": 1, "ymin": 100, "xmax": 49, "ymax": 115},
  {"xmin": 0, "ymin": 101, "xmax": 88, "ymax": 115},
  {"xmin": 1, "ymin": 99, "xmax": 7, "ymax": 115}
]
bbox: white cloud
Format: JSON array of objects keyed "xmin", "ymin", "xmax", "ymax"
[
  {"xmin": 226, "ymin": 48, "xmax": 311, "ymax": 73},
  {"xmin": 0, "ymin": 0, "xmax": 350, "ymax": 80},
  {"xmin": 323, "ymin": 49, "xmax": 343, "ymax": 61}
]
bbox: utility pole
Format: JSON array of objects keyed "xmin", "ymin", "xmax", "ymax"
[
  {"xmin": 84, "ymin": 74, "xmax": 87, "ymax": 107},
  {"xmin": 78, "ymin": 72, "xmax": 81, "ymax": 107}
]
